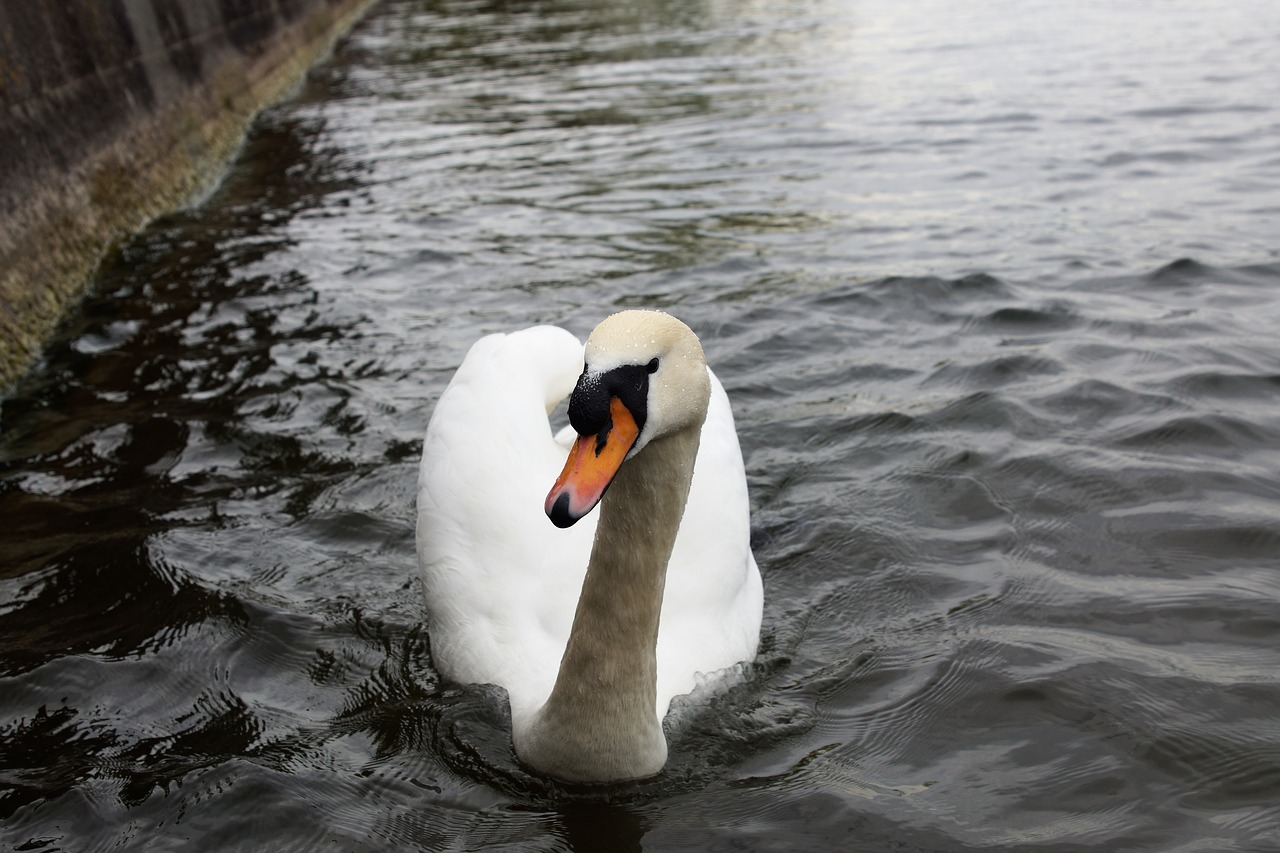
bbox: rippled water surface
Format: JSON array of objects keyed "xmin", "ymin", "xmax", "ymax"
[{"xmin": 4, "ymin": 0, "xmax": 1280, "ymax": 850}]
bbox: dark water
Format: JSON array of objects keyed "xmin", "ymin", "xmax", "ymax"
[{"xmin": 3, "ymin": 0, "xmax": 1280, "ymax": 849}]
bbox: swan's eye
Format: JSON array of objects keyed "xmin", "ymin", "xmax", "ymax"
[{"xmin": 646, "ymin": 358, "xmax": 659, "ymax": 374}]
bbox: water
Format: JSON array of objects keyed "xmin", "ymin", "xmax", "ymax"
[{"xmin": 3, "ymin": 0, "xmax": 1280, "ymax": 849}]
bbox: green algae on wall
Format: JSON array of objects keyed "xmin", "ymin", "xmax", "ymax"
[{"xmin": 0, "ymin": 0, "xmax": 379, "ymax": 392}]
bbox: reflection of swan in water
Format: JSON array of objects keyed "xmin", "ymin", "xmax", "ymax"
[{"xmin": 417, "ymin": 310, "xmax": 762, "ymax": 782}]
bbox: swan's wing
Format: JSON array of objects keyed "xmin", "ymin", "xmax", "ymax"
[
  {"xmin": 656, "ymin": 368, "xmax": 763, "ymax": 711},
  {"xmin": 416, "ymin": 325, "xmax": 596, "ymax": 718}
]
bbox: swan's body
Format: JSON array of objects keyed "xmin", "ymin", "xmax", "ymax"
[{"xmin": 417, "ymin": 311, "xmax": 762, "ymax": 782}]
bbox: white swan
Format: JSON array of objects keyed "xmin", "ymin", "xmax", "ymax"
[{"xmin": 416, "ymin": 310, "xmax": 762, "ymax": 782}]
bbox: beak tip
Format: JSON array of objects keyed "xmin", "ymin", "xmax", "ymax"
[{"xmin": 546, "ymin": 490, "xmax": 578, "ymax": 528}]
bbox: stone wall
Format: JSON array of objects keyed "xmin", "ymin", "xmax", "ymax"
[{"xmin": 0, "ymin": 0, "xmax": 379, "ymax": 391}]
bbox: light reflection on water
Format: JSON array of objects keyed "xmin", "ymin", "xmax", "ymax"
[{"xmin": 2, "ymin": 0, "xmax": 1280, "ymax": 850}]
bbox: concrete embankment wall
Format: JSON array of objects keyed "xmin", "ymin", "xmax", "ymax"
[{"xmin": 0, "ymin": 0, "xmax": 378, "ymax": 391}]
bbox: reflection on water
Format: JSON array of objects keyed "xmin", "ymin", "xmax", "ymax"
[{"xmin": 3, "ymin": 0, "xmax": 1280, "ymax": 850}]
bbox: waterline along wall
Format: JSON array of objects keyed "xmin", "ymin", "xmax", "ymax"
[{"xmin": 0, "ymin": 0, "xmax": 379, "ymax": 391}]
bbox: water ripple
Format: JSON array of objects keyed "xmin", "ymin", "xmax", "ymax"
[{"xmin": 5, "ymin": 0, "xmax": 1280, "ymax": 850}]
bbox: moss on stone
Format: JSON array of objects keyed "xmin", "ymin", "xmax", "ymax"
[{"xmin": 0, "ymin": 0, "xmax": 379, "ymax": 392}]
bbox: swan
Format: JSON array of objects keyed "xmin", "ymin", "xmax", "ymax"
[{"xmin": 416, "ymin": 310, "xmax": 762, "ymax": 782}]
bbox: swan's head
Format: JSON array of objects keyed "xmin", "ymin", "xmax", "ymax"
[{"xmin": 545, "ymin": 310, "xmax": 711, "ymax": 528}]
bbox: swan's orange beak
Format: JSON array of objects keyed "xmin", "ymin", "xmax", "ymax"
[{"xmin": 545, "ymin": 397, "xmax": 640, "ymax": 528}]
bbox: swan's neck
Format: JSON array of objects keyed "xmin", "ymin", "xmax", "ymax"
[{"xmin": 514, "ymin": 427, "xmax": 700, "ymax": 782}]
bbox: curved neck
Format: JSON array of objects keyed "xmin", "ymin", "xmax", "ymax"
[{"xmin": 515, "ymin": 427, "xmax": 700, "ymax": 782}]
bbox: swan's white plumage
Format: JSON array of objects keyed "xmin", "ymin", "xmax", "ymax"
[{"xmin": 416, "ymin": 319, "xmax": 762, "ymax": 756}]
